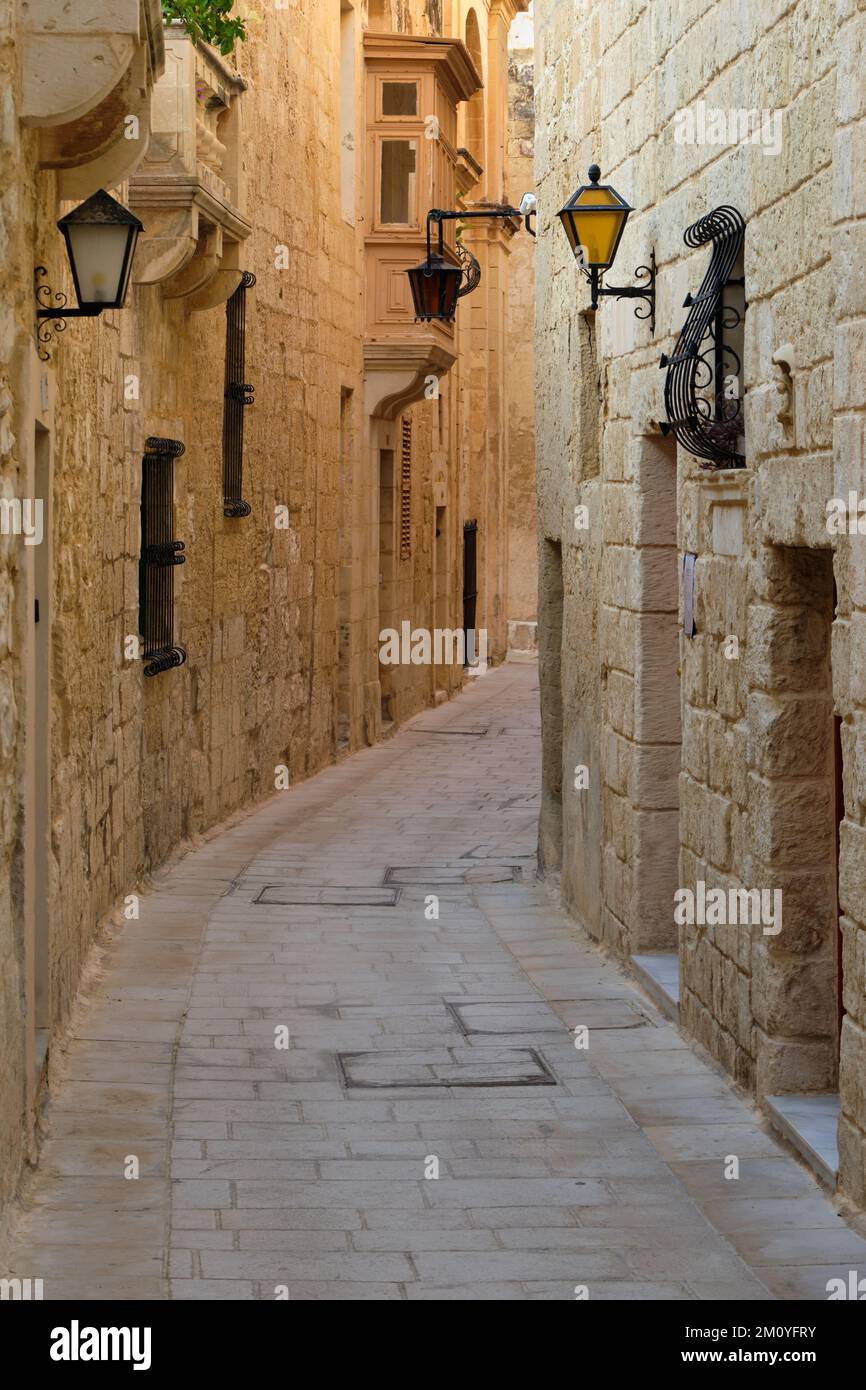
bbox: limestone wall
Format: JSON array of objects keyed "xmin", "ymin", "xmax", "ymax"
[
  {"xmin": 535, "ymin": 0, "xmax": 866, "ymax": 1205},
  {"xmin": 506, "ymin": 25, "xmax": 537, "ymax": 652},
  {"xmin": 0, "ymin": 0, "xmax": 527, "ymax": 1215}
]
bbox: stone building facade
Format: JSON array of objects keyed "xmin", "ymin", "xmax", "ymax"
[
  {"xmin": 0, "ymin": 0, "xmax": 529, "ymax": 1215},
  {"xmin": 534, "ymin": 0, "xmax": 866, "ymax": 1206},
  {"xmin": 506, "ymin": 10, "xmax": 537, "ymax": 656}
]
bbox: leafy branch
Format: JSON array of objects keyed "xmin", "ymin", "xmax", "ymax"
[{"xmin": 161, "ymin": 1, "xmax": 247, "ymax": 55}]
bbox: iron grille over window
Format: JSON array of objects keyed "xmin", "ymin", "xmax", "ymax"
[
  {"xmin": 463, "ymin": 519, "xmax": 478, "ymax": 645},
  {"xmin": 660, "ymin": 206, "xmax": 746, "ymax": 469},
  {"xmin": 400, "ymin": 416, "xmax": 412, "ymax": 559},
  {"xmin": 140, "ymin": 436, "xmax": 186, "ymax": 677},
  {"xmin": 223, "ymin": 271, "xmax": 256, "ymax": 517}
]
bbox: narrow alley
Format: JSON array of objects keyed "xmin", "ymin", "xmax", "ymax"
[{"xmin": 5, "ymin": 664, "xmax": 865, "ymax": 1302}]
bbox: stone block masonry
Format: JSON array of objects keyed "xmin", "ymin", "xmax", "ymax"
[
  {"xmin": 5, "ymin": 665, "xmax": 865, "ymax": 1300},
  {"xmin": 534, "ymin": 0, "xmax": 866, "ymax": 1210},
  {"xmin": 0, "ymin": 0, "xmax": 532, "ymax": 1219}
]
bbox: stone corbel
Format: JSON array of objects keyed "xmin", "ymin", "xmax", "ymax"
[
  {"xmin": 38, "ymin": 46, "xmax": 154, "ymax": 201},
  {"xmin": 161, "ymin": 221, "xmax": 224, "ymax": 300},
  {"xmin": 364, "ymin": 341, "xmax": 457, "ymax": 420},
  {"xmin": 771, "ymin": 342, "xmax": 796, "ymax": 436},
  {"xmin": 133, "ymin": 203, "xmax": 201, "ymax": 286},
  {"xmin": 179, "ymin": 239, "xmax": 243, "ymax": 312},
  {"xmin": 456, "ymin": 148, "xmax": 483, "ymax": 200},
  {"xmin": 20, "ymin": 0, "xmax": 164, "ymax": 128}
]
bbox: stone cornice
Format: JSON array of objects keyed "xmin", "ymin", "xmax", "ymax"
[
  {"xmin": 363, "ymin": 32, "xmax": 483, "ymax": 104},
  {"xmin": 489, "ymin": 0, "xmax": 530, "ymax": 25},
  {"xmin": 363, "ymin": 339, "xmax": 457, "ymax": 420}
]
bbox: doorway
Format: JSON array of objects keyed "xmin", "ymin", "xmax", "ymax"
[
  {"xmin": 538, "ymin": 535, "xmax": 564, "ymax": 875},
  {"xmin": 336, "ymin": 388, "xmax": 353, "ymax": 752},
  {"xmin": 629, "ymin": 434, "xmax": 681, "ymax": 954},
  {"xmin": 751, "ymin": 546, "xmax": 838, "ymax": 1098}
]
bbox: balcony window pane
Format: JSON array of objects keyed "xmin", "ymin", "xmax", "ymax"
[
  {"xmin": 380, "ymin": 139, "xmax": 416, "ymax": 224},
  {"xmin": 382, "ymin": 81, "xmax": 418, "ymax": 117}
]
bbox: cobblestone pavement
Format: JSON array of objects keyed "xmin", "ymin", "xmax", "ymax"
[{"xmin": 6, "ymin": 662, "xmax": 866, "ymax": 1300}]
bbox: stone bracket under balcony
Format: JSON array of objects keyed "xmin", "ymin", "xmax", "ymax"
[
  {"xmin": 128, "ymin": 24, "xmax": 250, "ymax": 310},
  {"xmin": 21, "ymin": 0, "xmax": 164, "ymax": 200},
  {"xmin": 364, "ymin": 341, "xmax": 457, "ymax": 421}
]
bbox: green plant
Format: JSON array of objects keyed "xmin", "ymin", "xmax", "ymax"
[{"xmin": 161, "ymin": 1, "xmax": 247, "ymax": 55}]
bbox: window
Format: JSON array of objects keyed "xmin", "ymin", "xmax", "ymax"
[
  {"xmin": 382, "ymin": 81, "xmax": 417, "ymax": 116},
  {"xmin": 400, "ymin": 416, "xmax": 412, "ymax": 559},
  {"xmin": 380, "ymin": 139, "xmax": 417, "ymax": 224},
  {"xmin": 140, "ymin": 437, "xmax": 187, "ymax": 676},
  {"xmin": 222, "ymin": 271, "xmax": 255, "ymax": 517}
]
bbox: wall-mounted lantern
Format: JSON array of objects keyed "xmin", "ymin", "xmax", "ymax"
[
  {"xmin": 557, "ymin": 166, "xmax": 655, "ymax": 333},
  {"xmin": 35, "ymin": 189, "xmax": 143, "ymax": 358},
  {"xmin": 407, "ymin": 196, "xmax": 536, "ymax": 324}
]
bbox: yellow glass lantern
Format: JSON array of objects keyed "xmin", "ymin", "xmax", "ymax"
[
  {"xmin": 557, "ymin": 165, "xmax": 632, "ymax": 270},
  {"xmin": 556, "ymin": 164, "xmax": 655, "ymax": 332}
]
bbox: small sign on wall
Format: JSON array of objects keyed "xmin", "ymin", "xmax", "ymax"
[{"xmin": 682, "ymin": 552, "xmax": 697, "ymax": 638}]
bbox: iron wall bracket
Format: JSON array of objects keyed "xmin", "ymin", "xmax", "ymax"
[{"xmin": 586, "ymin": 250, "xmax": 656, "ymax": 335}]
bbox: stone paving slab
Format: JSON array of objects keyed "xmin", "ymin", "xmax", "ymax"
[{"xmin": 4, "ymin": 663, "xmax": 866, "ymax": 1301}]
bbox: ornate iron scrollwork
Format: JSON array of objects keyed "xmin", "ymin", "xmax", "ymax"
[
  {"xmin": 660, "ymin": 206, "xmax": 746, "ymax": 469},
  {"xmin": 455, "ymin": 239, "xmax": 481, "ymax": 300},
  {"xmin": 34, "ymin": 266, "xmax": 67, "ymax": 361}
]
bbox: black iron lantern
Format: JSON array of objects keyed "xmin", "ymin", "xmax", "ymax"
[
  {"xmin": 407, "ymin": 199, "xmax": 536, "ymax": 324},
  {"xmin": 35, "ymin": 189, "xmax": 143, "ymax": 357},
  {"xmin": 56, "ymin": 189, "xmax": 142, "ymax": 311},
  {"xmin": 407, "ymin": 251, "xmax": 464, "ymax": 323},
  {"xmin": 557, "ymin": 165, "xmax": 655, "ymax": 333}
]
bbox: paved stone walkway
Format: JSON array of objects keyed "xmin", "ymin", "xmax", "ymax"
[{"xmin": 5, "ymin": 662, "xmax": 866, "ymax": 1300}]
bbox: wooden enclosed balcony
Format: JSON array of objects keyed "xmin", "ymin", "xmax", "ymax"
[{"xmin": 363, "ymin": 32, "xmax": 482, "ymax": 418}]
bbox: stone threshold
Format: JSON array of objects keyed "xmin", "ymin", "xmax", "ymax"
[
  {"xmin": 765, "ymin": 1093, "xmax": 840, "ymax": 1191},
  {"xmin": 630, "ymin": 951, "xmax": 680, "ymax": 1023}
]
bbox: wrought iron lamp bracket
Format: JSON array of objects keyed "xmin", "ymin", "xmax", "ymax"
[
  {"xmin": 587, "ymin": 251, "xmax": 656, "ymax": 335},
  {"xmin": 34, "ymin": 266, "xmax": 102, "ymax": 361},
  {"xmin": 425, "ymin": 205, "xmax": 536, "ymax": 301}
]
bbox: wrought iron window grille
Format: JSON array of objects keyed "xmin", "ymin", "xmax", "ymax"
[
  {"xmin": 400, "ymin": 417, "xmax": 412, "ymax": 559},
  {"xmin": 660, "ymin": 206, "xmax": 746, "ymax": 469},
  {"xmin": 463, "ymin": 519, "xmax": 478, "ymax": 655},
  {"xmin": 140, "ymin": 436, "xmax": 187, "ymax": 677},
  {"xmin": 223, "ymin": 271, "xmax": 256, "ymax": 518}
]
